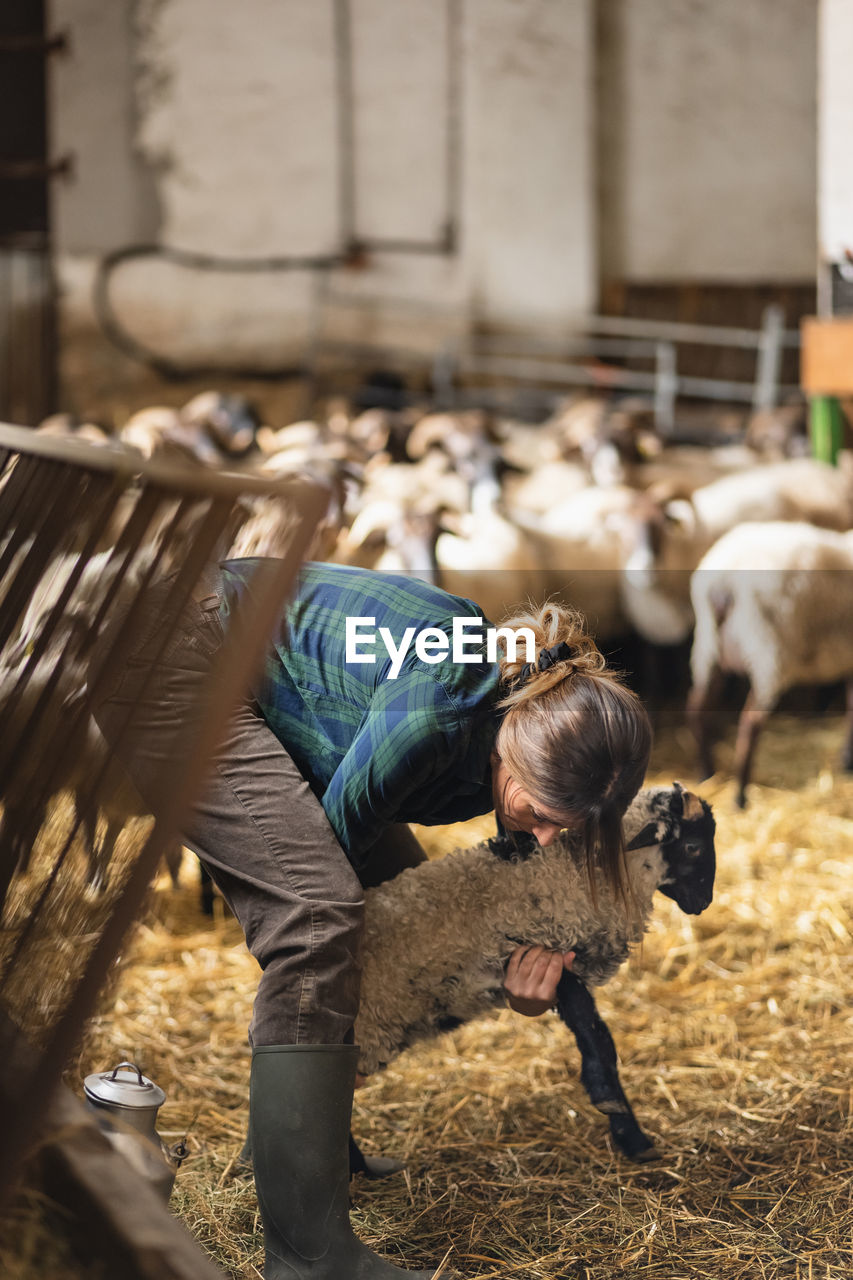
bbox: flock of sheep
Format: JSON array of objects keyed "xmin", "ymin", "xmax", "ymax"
[{"xmin": 35, "ymin": 384, "xmax": 853, "ymax": 808}]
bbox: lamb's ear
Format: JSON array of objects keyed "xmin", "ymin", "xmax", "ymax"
[
  {"xmin": 671, "ymin": 781, "xmax": 686, "ymax": 815},
  {"xmin": 626, "ymin": 822, "xmax": 661, "ymax": 851}
]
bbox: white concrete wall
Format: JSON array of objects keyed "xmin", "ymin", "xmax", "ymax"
[
  {"xmin": 51, "ymin": 0, "xmax": 160, "ymax": 250},
  {"xmin": 53, "ymin": 0, "xmax": 596, "ymax": 372},
  {"xmin": 818, "ymin": 0, "xmax": 853, "ymax": 264},
  {"xmin": 50, "ymin": 0, "xmax": 819, "ymax": 390},
  {"xmin": 598, "ymin": 0, "xmax": 817, "ymax": 282}
]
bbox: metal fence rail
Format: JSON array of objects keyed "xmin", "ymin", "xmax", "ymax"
[
  {"xmin": 0, "ymin": 423, "xmax": 324, "ymax": 1270},
  {"xmin": 303, "ymin": 292, "xmax": 800, "ymax": 429},
  {"xmin": 435, "ymin": 305, "xmax": 800, "ymax": 430}
]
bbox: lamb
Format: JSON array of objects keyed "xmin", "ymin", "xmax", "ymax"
[
  {"xmin": 686, "ymin": 521, "xmax": 853, "ymax": 807},
  {"xmin": 354, "ymin": 782, "xmax": 716, "ymax": 1163}
]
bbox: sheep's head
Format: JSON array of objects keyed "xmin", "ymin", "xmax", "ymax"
[{"xmin": 626, "ymin": 782, "xmax": 716, "ymax": 915}]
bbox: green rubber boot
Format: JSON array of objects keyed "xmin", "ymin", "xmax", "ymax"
[{"xmin": 250, "ymin": 1044, "xmax": 441, "ymax": 1279}]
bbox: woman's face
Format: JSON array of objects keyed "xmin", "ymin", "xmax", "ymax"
[{"xmin": 490, "ymin": 752, "xmax": 578, "ymax": 847}]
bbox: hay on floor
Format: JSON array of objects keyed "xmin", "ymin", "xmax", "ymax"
[{"xmin": 1, "ymin": 713, "xmax": 851, "ymax": 1279}]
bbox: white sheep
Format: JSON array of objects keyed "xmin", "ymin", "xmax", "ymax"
[
  {"xmin": 617, "ymin": 455, "xmax": 853, "ymax": 647},
  {"xmin": 687, "ymin": 521, "xmax": 853, "ymax": 807},
  {"xmin": 354, "ymin": 782, "xmax": 716, "ymax": 1163},
  {"xmin": 510, "ymin": 484, "xmax": 637, "ymax": 643}
]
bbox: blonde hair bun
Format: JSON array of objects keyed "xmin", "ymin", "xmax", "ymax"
[{"xmin": 496, "ymin": 602, "xmax": 605, "ymax": 708}]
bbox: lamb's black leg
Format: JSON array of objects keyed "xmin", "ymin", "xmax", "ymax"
[
  {"xmin": 555, "ymin": 970, "xmax": 658, "ymax": 1162},
  {"xmin": 199, "ymin": 859, "xmax": 215, "ymax": 916},
  {"xmin": 348, "ymin": 1132, "xmax": 404, "ymax": 1179}
]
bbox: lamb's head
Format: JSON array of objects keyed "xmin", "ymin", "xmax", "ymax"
[{"xmin": 626, "ymin": 782, "xmax": 716, "ymax": 915}]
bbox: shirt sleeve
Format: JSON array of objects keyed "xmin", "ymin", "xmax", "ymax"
[{"xmin": 320, "ymin": 668, "xmax": 464, "ymax": 863}]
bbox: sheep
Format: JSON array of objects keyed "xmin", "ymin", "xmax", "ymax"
[
  {"xmin": 354, "ymin": 782, "xmax": 716, "ymax": 1164},
  {"xmin": 502, "ymin": 459, "xmax": 590, "ymax": 519},
  {"xmin": 617, "ymin": 455, "xmax": 853, "ymax": 648},
  {"xmin": 686, "ymin": 521, "xmax": 853, "ymax": 807},
  {"xmin": 404, "ymin": 409, "xmax": 496, "ymax": 463},
  {"xmin": 118, "ymin": 406, "xmax": 224, "ymax": 468},
  {"xmin": 744, "ymin": 403, "xmax": 810, "ymax": 459},
  {"xmin": 179, "ymin": 390, "xmax": 260, "ymax": 460},
  {"xmin": 509, "ymin": 484, "xmax": 637, "ymax": 644}
]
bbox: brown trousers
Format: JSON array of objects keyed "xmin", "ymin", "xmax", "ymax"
[{"xmin": 92, "ymin": 583, "xmax": 425, "ymax": 1047}]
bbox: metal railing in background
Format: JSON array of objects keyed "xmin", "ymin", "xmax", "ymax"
[
  {"xmin": 300, "ymin": 293, "xmax": 800, "ymax": 430},
  {"xmin": 432, "ymin": 305, "xmax": 800, "ymax": 431},
  {"xmin": 0, "ymin": 423, "xmax": 325, "ymax": 1273}
]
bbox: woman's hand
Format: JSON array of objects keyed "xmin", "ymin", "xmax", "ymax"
[{"xmin": 503, "ymin": 944, "xmax": 575, "ymax": 1017}]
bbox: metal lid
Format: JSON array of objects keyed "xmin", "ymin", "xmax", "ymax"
[{"xmin": 83, "ymin": 1061, "xmax": 167, "ymax": 1111}]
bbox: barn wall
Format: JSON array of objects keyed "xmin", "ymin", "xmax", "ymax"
[
  {"xmin": 818, "ymin": 0, "xmax": 853, "ymax": 265},
  {"xmin": 597, "ymin": 0, "xmax": 817, "ymax": 283},
  {"xmin": 51, "ymin": 0, "xmax": 160, "ymax": 251},
  {"xmin": 48, "ymin": 0, "xmax": 818, "ymax": 408},
  {"xmin": 51, "ymin": 0, "xmax": 595, "ymax": 390}
]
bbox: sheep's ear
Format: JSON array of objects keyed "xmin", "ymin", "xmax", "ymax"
[
  {"xmin": 671, "ymin": 781, "xmax": 685, "ymax": 815},
  {"xmin": 663, "ymin": 498, "xmax": 696, "ymax": 536},
  {"xmin": 626, "ymin": 821, "xmax": 660, "ymax": 851},
  {"xmin": 678, "ymin": 789, "xmax": 706, "ymax": 821}
]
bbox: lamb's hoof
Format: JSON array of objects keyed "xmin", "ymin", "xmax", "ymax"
[
  {"xmin": 630, "ymin": 1143, "xmax": 661, "ymax": 1164},
  {"xmin": 594, "ymin": 1098, "xmax": 625, "ymax": 1115},
  {"xmin": 359, "ymin": 1153, "xmax": 406, "ymax": 1179},
  {"xmin": 349, "ymin": 1133, "xmax": 405, "ymax": 1179},
  {"xmin": 609, "ymin": 1115, "xmax": 659, "ymax": 1162}
]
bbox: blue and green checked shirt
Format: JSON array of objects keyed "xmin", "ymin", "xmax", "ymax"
[{"xmin": 219, "ymin": 560, "xmax": 503, "ymax": 865}]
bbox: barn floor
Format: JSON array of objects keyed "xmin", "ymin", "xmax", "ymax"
[{"xmin": 2, "ymin": 712, "xmax": 852, "ymax": 1279}]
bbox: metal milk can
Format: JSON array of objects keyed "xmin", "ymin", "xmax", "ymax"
[{"xmin": 83, "ymin": 1061, "xmax": 187, "ymax": 1201}]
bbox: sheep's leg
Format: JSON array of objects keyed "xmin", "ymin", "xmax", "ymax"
[
  {"xmin": 162, "ymin": 840, "xmax": 183, "ymax": 889},
  {"xmin": 555, "ymin": 971, "xmax": 658, "ymax": 1162},
  {"xmin": 641, "ymin": 640, "xmax": 691, "ymax": 722},
  {"xmin": 199, "ymin": 859, "xmax": 216, "ymax": 916},
  {"xmin": 733, "ymin": 688, "xmax": 767, "ymax": 809},
  {"xmin": 841, "ymin": 677, "xmax": 853, "ymax": 773},
  {"xmin": 686, "ymin": 664, "xmax": 725, "ymax": 781},
  {"xmin": 348, "ymin": 1133, "xmax": 404, "ymax": 1180}
]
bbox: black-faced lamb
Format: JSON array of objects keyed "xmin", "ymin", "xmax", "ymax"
[
  {"xmin": 354, "ymin": 782, "xmax": 716, "ymax": 1164},
  {"xmin": 686, "ymin": 520, "xmax": 853, "ymax": 807}
]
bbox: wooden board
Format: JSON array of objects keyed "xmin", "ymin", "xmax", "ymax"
[{"xmin": 800, "ymin": 315, "xmax": 853, "ymax": 394}]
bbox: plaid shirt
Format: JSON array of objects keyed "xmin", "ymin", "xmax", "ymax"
[{"xmin": 219, "ymin": 560, "xmax": 502, "ymax": 865}]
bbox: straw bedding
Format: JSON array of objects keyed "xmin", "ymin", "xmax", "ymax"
[{"xmin": 1, "ymin": 712, "xmax": 851, "ymax": 1279}]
